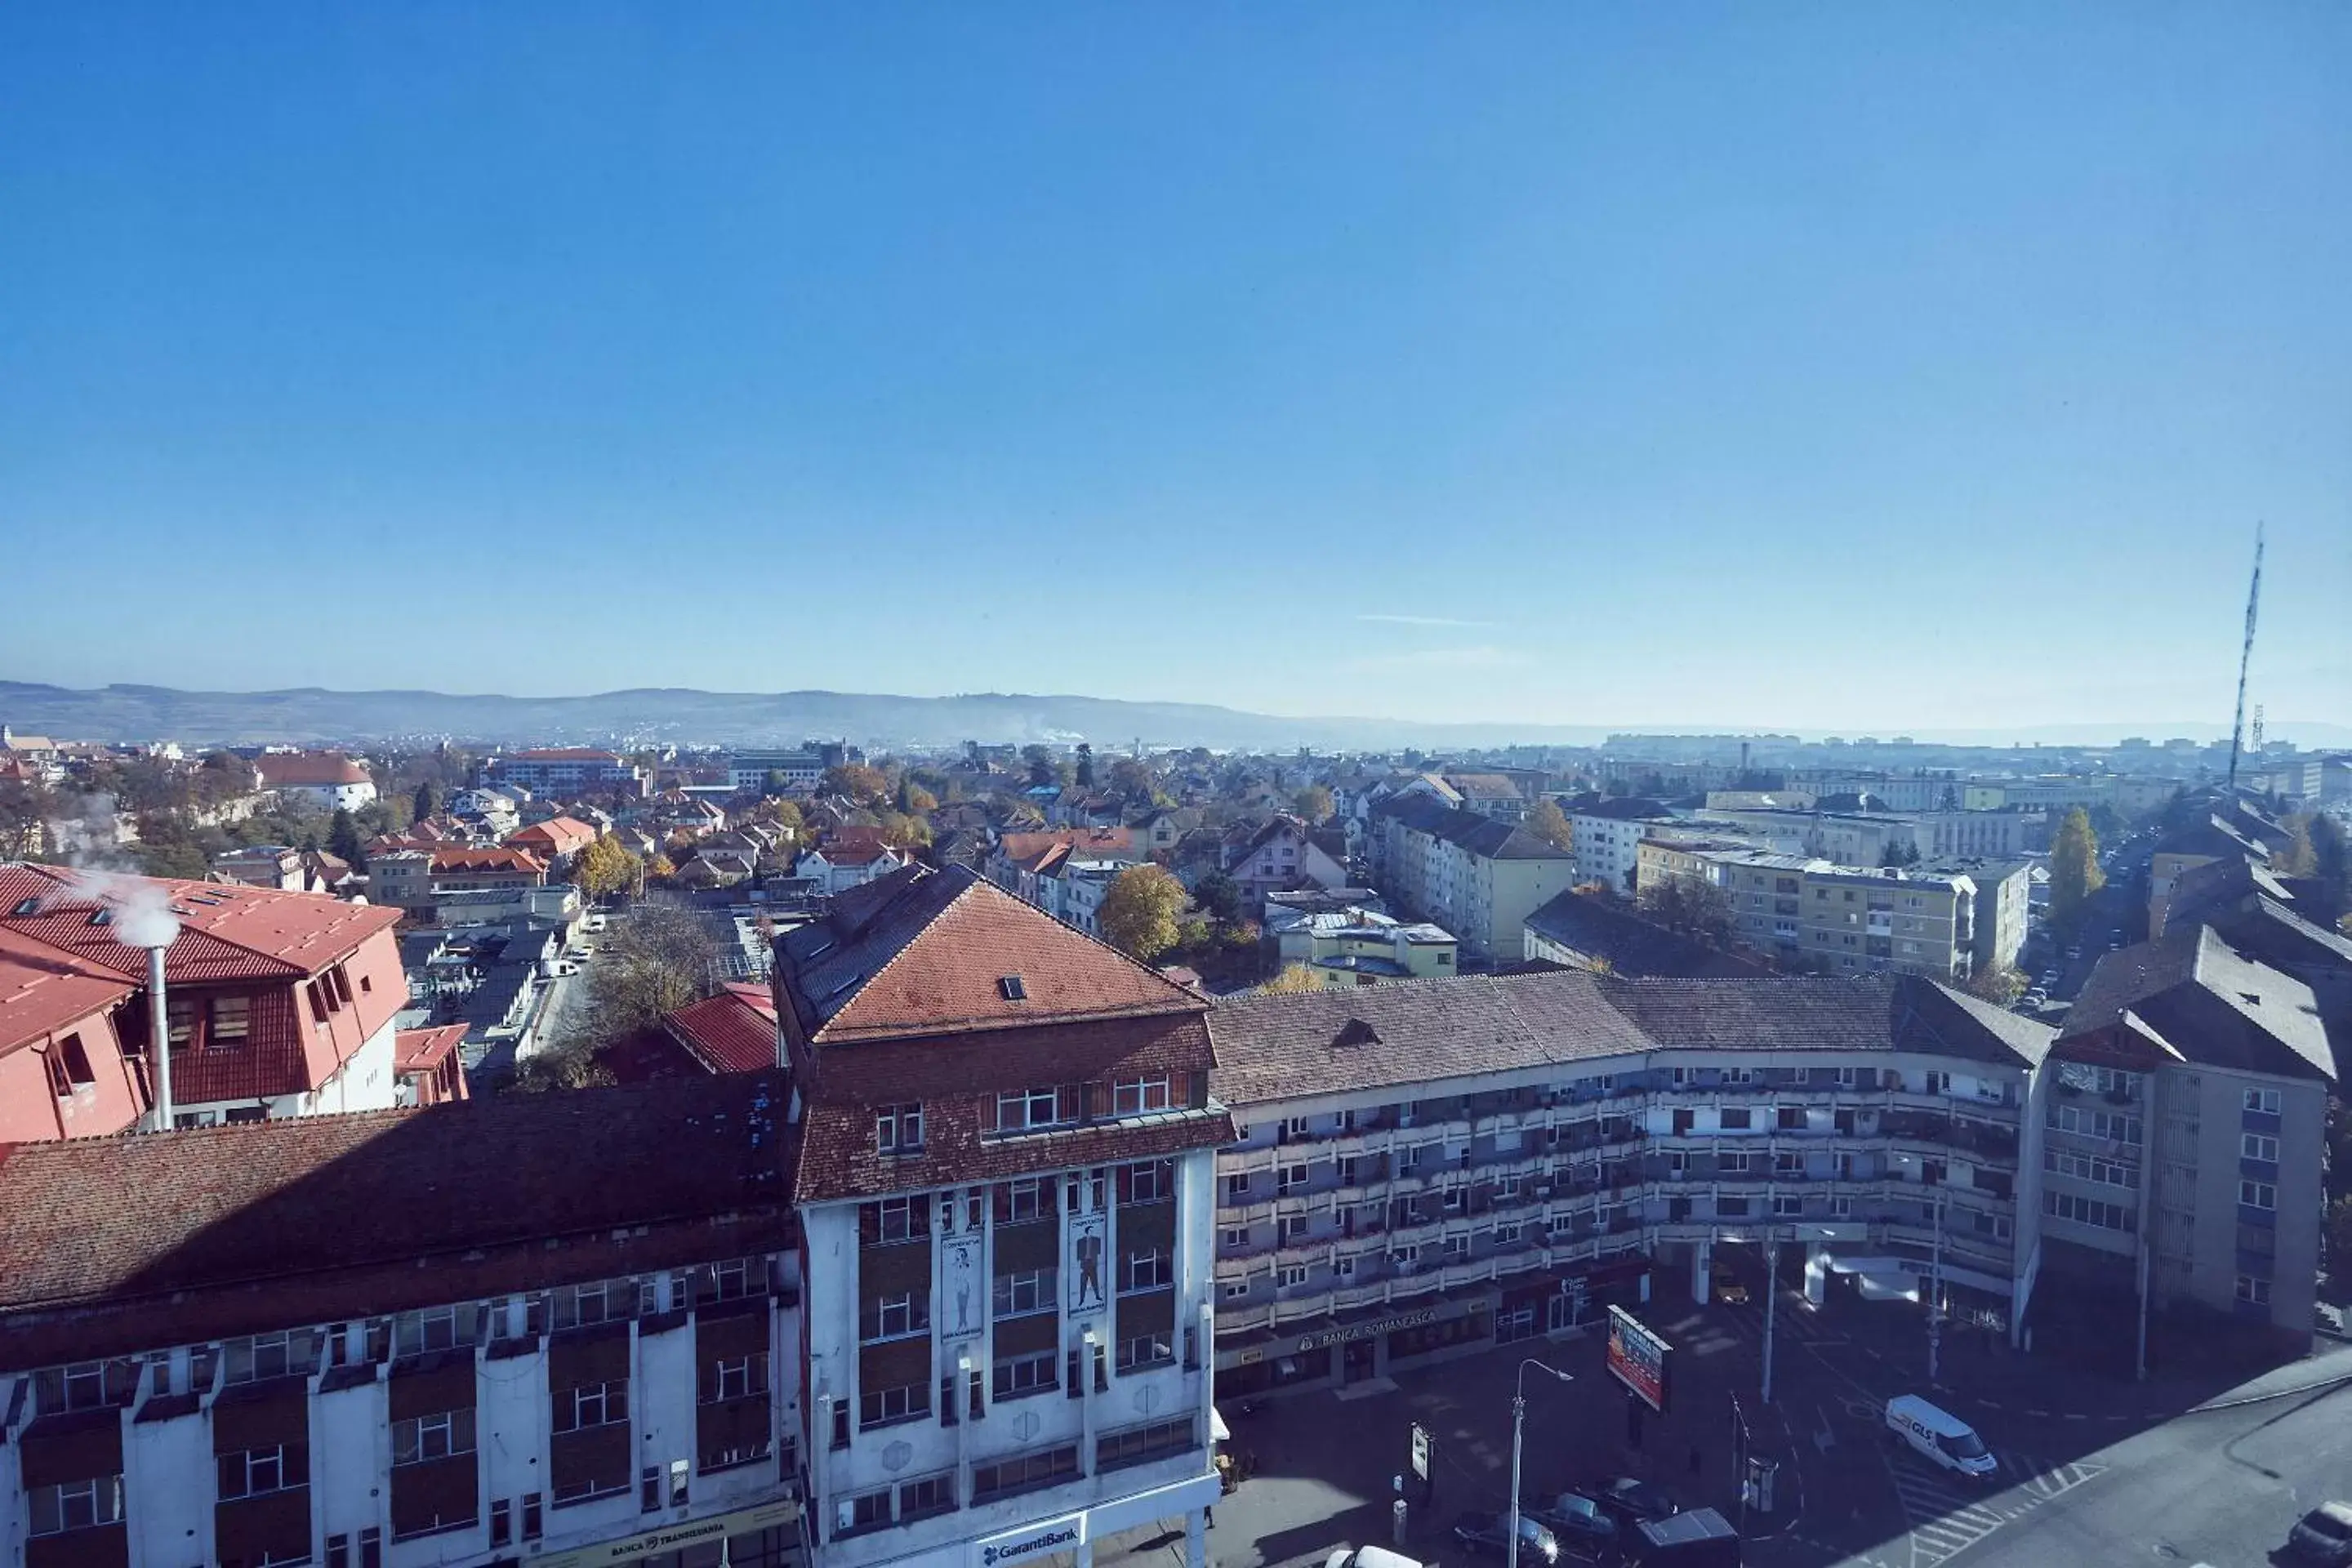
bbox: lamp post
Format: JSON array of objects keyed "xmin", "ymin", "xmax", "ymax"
[{"xmin": 1508, "ymin": 1359, "xmax": 1574, "ymax": 1568}]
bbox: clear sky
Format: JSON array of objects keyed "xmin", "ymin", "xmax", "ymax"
[{"xmin": 3, "ymin": 4, "xmax": 2346, "ymax": 737}]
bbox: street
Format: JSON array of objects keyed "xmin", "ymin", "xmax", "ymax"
[{"xmin": 1103, "ymin": 1268, "xmax": 2352, "ymax": 1568}]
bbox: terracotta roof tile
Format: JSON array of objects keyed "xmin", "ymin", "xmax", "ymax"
[
  {"xmin": 254, "ymin": 752, "xmax": 372, "ymax": 788},
  {"xmin": 0, "ymin": 927, "xmax": 137, "ymax": 1057},
  {"xmin": 0, "ymin": 862, "xmax": 402, "ymax": 985},
  {"xmin": 662, "ymin": 985, "xmax": 780, "ymax": 1074},
  {"xmin": 394, "ymin": 1024, "xmax": 469, "ymax": 1074}
]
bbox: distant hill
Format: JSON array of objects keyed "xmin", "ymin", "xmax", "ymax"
[{"xmin": 0, "ymin": 680, "xmax": 1615, "ymax": 752}]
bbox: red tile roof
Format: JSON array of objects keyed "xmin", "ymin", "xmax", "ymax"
[
  {"xmin": 0, "ymin": 926, "xmax": 138, "ymax": 1057},
  {"xmin": 997, "ymin": 827, "xmax": 1136, "ymax": 862},
  {"xmin": 255, "ymin": 751, "xmax": 372, "ymax": 788},
  {"xmin": 508, "ymin": 817, "xmax": 599, "ymax": 857},
  {"xmin": 394, "ymin": 1024, "xmax": 469, "ymax": 1074},
  {"xmin": 0, "ymin": 862, "xmax": 403, "ymax": 985},
  {"xmin": 662, "ymin": 984, "xmax": 780, "ymax": 1074},
  {"xmin": 427, "ymin": 847, "xmax": 546, "ymax": 875}
]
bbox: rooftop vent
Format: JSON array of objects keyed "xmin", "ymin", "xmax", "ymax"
[{"xmin": 998, "ymin": 975, "xmax": 1027, "ymax": 1001}]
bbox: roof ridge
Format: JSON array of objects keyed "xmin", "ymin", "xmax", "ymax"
[{"xmin": 809, "ymin": 868, "xmax": 977, "ymax": 1042}]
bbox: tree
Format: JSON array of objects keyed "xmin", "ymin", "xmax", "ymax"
[
  {"xmin": 2309, "ymin": 813, "xmax": 2350, "ymax": 924},
  {"xmin": 823, "ymin": 763, "xmax": 889, "ymax": 804},
  {"xmin": 327, "ymin": 808, "xmax": 364, "ymax": 866},
  {"xmin": 573, "ymin": 835, "xmax": 644, "ymax": 900},
  {"xmin": 899, "ymin": 781, "xmax": 938, "ymax": 814},
  {"xmin": 1075, "ymin": 744, "xmax": 1095, "ymax": 788},
  {"xmin": 1023, "ymin": 745, "xmax": 1058, "ymax": 788},
  {"xmin": 1194, "ymin": 871, "xmax": 1243, "ymax": 925},
  {"xmin": 1962, "ymin": 963, "xmax": 2027, "ymax": 1005},
  {"xmin": 1636, "ymin": 875, "xmax": 1734, "ymax": 942},
  {"xmin": 2328, "ymin": 1195, "xmax": 2352, "ymax": 1272},
  {"xmin": 1293, "ymin": 785, "xmax": 1334, "ymax": 826},
  {"xmin": 1109, "ymin": 758, "xmax": 1156, "ymax": 798},
  {"xmin": 412, "ymin": 780, "xmax": 439, "ymax": 822},
  {"xmin": 2049, "ymin": 807, "xmax": 2105, "ymax": 932},
  {"xmin": 566, "ymin": 899, "xmax": 719, "ymax": 1045},
  {"xmin": 1098, "ymin": 865, "xmax": 1189, "ymax": 962},
  {"xmin": 1258, "ymin": 962, "xmax": 1324, "ymax": 994},
  {"xmin": 1879, "ymin": 840, "xmax": 1919, "ymax": 868},
  {"xmin": 0, "ymin": 778, "xmax": 53, "ymax": 859},
  {"xmin": 2277, "ymin": 814, "xmax": 2319, "ymax": 878},
  {"xmin": 1526, "ymin": 799, "xmax": 1575, "ymax": 854}
]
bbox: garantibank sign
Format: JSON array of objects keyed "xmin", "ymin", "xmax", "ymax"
[{"xmin": 973, "ymin": 1512, "xmax": 1087, "ymax": 1568}]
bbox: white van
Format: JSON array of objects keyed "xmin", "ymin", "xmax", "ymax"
[
  {"xmin": 1885, "ymin": 1395, "xmax": 1998, "ymax": 1478},
  {"xmin": 1324, "ymin": 1548, "xmax": 1424, "ymax": 1568}
]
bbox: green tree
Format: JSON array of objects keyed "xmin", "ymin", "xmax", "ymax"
[
  {"xmin": 2328, "ymin": 1195, "xmax": 2352, "ymax": 1272},
  {"xmin": 1023, "ymin": 745, "xmax": 1058, "ymax": 788},
  {"xmin": 1194, "ymin": 871, "xmax": 1243, "ymax": 925},
  {"xmin": 1636, "ymin": 875, "xmax": 1734, "ymax": 942},
  {"xmin": 762, "ymin": 768, "xmax": 790, "ymax": 798},
  {"xmin": 899, "ymin": 781, "xmax": 938, "ymax": 814},
  {"xmin": 327, "ymin": 808, "xmax": 364, "ymax": 866},
  {"xmin": 2277, "ymin": 814, "xmax": 2319, "ymax": 878},
  {"xmin": 1293, "ymin": 785, "xmax": 1335, "ymax": 826},
  {"xmin": 1108, "ymin": 758, "xmax": 1156, "ymax": 797},
  {"xmin": 412, "ymin": 780, "xmax": 439, "ymax": 822},
  {"xmin": 1526, "ymin": 799, "xmax": 1575, "ymax": 854},
  {"xmin": 1962, "ymin": 963, "xmax": 2027, "ymax": 1005},
  {"xmin": 2309, "ymin": 813, "xmax": 2350, "ymax": 924},
  {"xmin": 2049, "ymin": 807, "xmax": 2105, "ymax": 932},
  {"xmin": 1075, "ymin": 743, "xmax": 1095, "ymax": 788},
  {"xmin": 1098, "ymin": 864, "xmax": 1189, "ymax": 962}
]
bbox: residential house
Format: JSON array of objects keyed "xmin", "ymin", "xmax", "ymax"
[
  {"xmin": 1443, "ymin": 773, "xmax": 1529, "ymax": 822},
  {"xmin": 987, "ymin": 829, "xmax": 1142, "ymax": 909},
  {"xmin": 660, "ymin": 982, "xmax": 782, "ymax": 1075},
  {"xmin": 1264, "ymin": 905, "xmax": 1458, "ymax": 987},
  {"xmin": 1365, "ymin": 795, "xmax": 1575, "ymax": 963},
  {"xmin": 1221, "ymin": 817, "xmax": 1351, "ymax": 912},
  {"xmin": 393, "ymin": 1022, "xmax": 471, "ymax": 1107},
  {"xmin": 508, "ymin": 815, "xmax": 602, "ymax": 875},
  {"xmin": 2150, "ymin": 814, "xmax": 2272, "ymax": 936},
  {"xmin": 795, "ymin": 839, "xmax": 911, "ymax": 896},
  {"xmin": 254, "ymin": 751, "xmax": 378, "ymax": 812},
  {"xmin": 430, "ymin": 847, "xmax": 550, "ymax": 893},
  {"xmin": 212, "ymin": 844, "xmax": 306, "ymax": 891}
]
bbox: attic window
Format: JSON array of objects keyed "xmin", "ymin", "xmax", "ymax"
[
  {"xmin": 2240, "ymin": 991, "xmax": 2261, "ymax": 1006},
  {"xmin": 1334, "ymin": 1018, "xmax": 1381, "ymax": 1048},
  {"xmin": 87, "ymin": 909, "xmax": 112, "ymax": 927},
  {"xmin": 998, "ymin": 975, "xmax": 1027, "ymax": 1002},
  {"xmin": 11, "ymin": 898, "xmax": 38, "ymax": 916}
]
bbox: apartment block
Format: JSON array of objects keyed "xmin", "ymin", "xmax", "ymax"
[
  {"xmin": 1366, "ymin": 796, "xmax": 1573, "ymax": 962},
  {"xmin": 1659, "ymin": 849, "xmax": 1977, "ymax": 982},
  {"xmin": 1204, "ymin": 970, "xmax": 2051, "ymax": 1398},
  {"xmin": 489, "ymin": 750, "xmax": 650, "ymax": 800},
  {"xmin": 775, "ymin": 865, "xmax": 1230, "ymax": 1568}
]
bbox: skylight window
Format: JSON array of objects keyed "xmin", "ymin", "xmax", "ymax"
[
  {"xmin": 998, "ymin": 975, "xmax": 1027, "ymax": 1001},
  {"xmin": 10, "ymin": 898, "xmax": 38, "ymax": 916}
]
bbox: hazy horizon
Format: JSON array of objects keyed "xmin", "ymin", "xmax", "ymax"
[{"xmin": 5, "ymin": 6, "xmax": 2346, "ymax": 731}]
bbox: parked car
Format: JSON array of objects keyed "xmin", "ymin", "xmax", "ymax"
[
  {"xmin": 2287, "ymin": 1503, "xmax": 2352, "ymax": 1566},
  {"xmin": 1592, "ymin": 1477, "xmax": 1680, "ymax": 1526},
  {"xmin": 1526, "ymin": 1492, "xmax": 1618, "ymax": 1548},
  {"xmin": 1453, "ymin": 1513, "xmax": 1558, "ymax": 1564},
  {"xmin": 1710, "ymin": 1263, "xmax": 1748, "ymax": 1306}
]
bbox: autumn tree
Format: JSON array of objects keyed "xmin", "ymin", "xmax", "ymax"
[
  {"xmin": 823, "ymin": 763, "xmax": 889, "ymax": 804},
  {"xmin": 1098, "ymin": 864, "xmax": 1189, "ymax": 962},
  {"xmin": 2277, "ymin": 814, "xmax": 2319, "ymax": 878},
  {"xmin": 2049, "ymin": 807, "xmax": 2105, "ymax": 933},
  {"xmin": 1258, "ymin": 962, "xmax": 1324, "ymax": 994},
  {"xmin": 1293, "ymin": 785, "xmax": 1334, "ymax": 826},
  {"xmin": 899, "ymin": 781, "xmax": 938, "ymax": 814},
  {"xmin": 572, "ymin": 835, "xmax": 644, "ymax": 900},
  {"xmin": 1636, "ymin": 875, "xmax": 1734, "ymax": 943},
  {"xmin": 2310, "ymin": 813, "xmax": 2350, "ymax": 924},
  {"xmin": 1526, "ymin": 799, "xmax": 1574, "ymax": 854},
  {"xmin": 1962, "ymin": 963, "xmax": 2027, "ymax": 1005}
]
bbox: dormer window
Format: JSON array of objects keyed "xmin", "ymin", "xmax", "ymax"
[{"xmin": 998, "ymin": 975, "xmax": 1027, "ymax": 1002}]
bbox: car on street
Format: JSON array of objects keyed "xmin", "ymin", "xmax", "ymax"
[
  {"xmin": 1452, "ymin": 1512, "xmax": 1559, "ymax": 1564},
  {"xmin": 1591, "ymin": 1477, "xmax": 1680, "ymax": 1526},
  {"xmin": 1710, "ymin": 1263, "xmax": 1748, "ymax": 1305},
  {"xmin": 2287, "ymin": 1502, "xmax": 2352, "ymax": 1565},
  {"xmin": 1526, "ymin": 1492, "xmax": 1617, "ymax": 1548}
]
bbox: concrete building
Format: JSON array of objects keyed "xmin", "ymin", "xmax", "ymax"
[
  {"xmin": 491, "ymin": 749, "xmax": 651, "ymax": 800},
  {"xmin": 1920, "ymin": 858, "xmax": 2034, "ymax": 977},
  {"xmin": 212, "ymin": 844, "xmax": 307, "ymax": 891},
  {"xmin": 1367, "ymin": 796, "xmax": 1574, "ymax": 964},
  {"xmin": 1555, "ymin": 796, "xmax": 1675, "ymax": 894},
  {"xmin": 2044, "ymin": 924, "xmax": 2339, "ymax": 1348},
  {"xmin": 1264, "ymin": 905, "xmax": 1458, "ymax": 987},
  {"xmin": 254, "ymin": 752, "xmax": 379, "ymax": 812},
  {"xmin": 1913, "ymin": 810, "xmax": 2046, "ymax": 859},
  {"xmin": 1521, "ymin": 892, "xmax": 1770, "ymax": 980},
  {"xmin": 729, "ymin": 751, "xmax": 829, "ymax": 793},
  {"xmin": 1204, "ymin": 970, "xmax": 2053, "ymax": 1397},
  {"xmin": 1692, "ymin": 806, "xmax": 1922, "ymax": 869},
  {"xmin": 1665, "ymin": 850, "xmax": 1979, "ymax": 982},
  {"xmin": 1220, "ymin": 817, "xmax": 1351, "ymax": 911},
  {"xmin": 773, "ymin": 865, "xmax": 1228, "ymax": 1568}
]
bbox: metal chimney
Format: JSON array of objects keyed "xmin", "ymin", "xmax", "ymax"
[{"xmin": 146, "ymin": 945, "xmax": 174, "ymax": 1130}]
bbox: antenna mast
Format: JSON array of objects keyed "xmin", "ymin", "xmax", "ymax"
[{"xmin": 2225, "ymin": 523, "xmax": 2264, "ymax": 793}]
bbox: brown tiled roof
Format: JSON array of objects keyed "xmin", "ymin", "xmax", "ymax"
[
  {"xmin": 996, "ymin": 828, "xmax": 1136, "ymax": 862},
  {"xmin": 2059, "ymin": 925, "xmax": 2333, "ymax": 1081},
  {"xmin": 0, "ymin": 862, "xmax": 402, "ymax": 985},
  {"xmin": 428, "ymin": 847, "xmax": 546, "ymax": 875},
  {"xmin": 777, "ymin": 865, "xmax": 1202, "ymax": 1045},
  {"xmin": 508, "ymin": 816, "xmax": 599, "ymax": 856},
  {"xmin": 662, "ymin": 984, "xmax": 779, "ymax": 1074},
  {"xmin": 394, "ymin": 1024, "xmax": 469, "ymax": 1074},
  {"xmin": 0, "ymin": 926, "xmax": 136, "ymax": 1057},
  {"xmin": 1209, "ymin": 969, "xmax": 2053, "ymax": 1108},
  {"xmin": 255, "ymin": 751, "xmax": 372, "ymax": 788},
  {"xmin": 0, "ymin": 1074, "xmax": 795, "ymax": 1369}
]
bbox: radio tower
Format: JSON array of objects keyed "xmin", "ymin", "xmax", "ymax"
[{"xmin": 2225, "ymin": 524, "xmax": 2264, "ymax": 793}]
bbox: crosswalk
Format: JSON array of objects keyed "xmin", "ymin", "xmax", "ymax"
[{"xmin": 1882, "ymin": 1448, "xmax": 2106, "ymax": 1566}]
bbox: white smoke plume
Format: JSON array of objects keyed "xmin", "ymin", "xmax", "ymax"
[{"xmin": 57, "ymin": 829, "xmax": 183, "ymax": 951}]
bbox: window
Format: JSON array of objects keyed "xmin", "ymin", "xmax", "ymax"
[
  {"xmin": 1222, "ymin": 1227, "xmax": 1250, "ymax": 1250},
  {"xmin": 862, "ymin": 1196, "xmax": 927, "ymax": 1245},
  {"xmin": 488, "ymin": 1502, "xmax": 510, "ymax": 1548},
  {"xmin": 899, "ymin": 1472, "xmax": 956, "ymax": 1522},
  {"xmin": 1444, "ymin": 1234, "xmax": 1469, "ymax": 1258},
  {"xmin": 1278, "ymin": 1264, "xmax": 1308, "ymax": 1288},
  {"xmin": 876, "ymin": 1102, "xmax": 924, "ymax": 1154},
  {"xmin": 552, "ymin": 1277, "xmax": 638, "ymax": 1330},
  {"xmin": 2044, "ymin": 1149, "xmax": 2138, "ymax": 1187},
  {"xmin": 1222, "ymin": 1281, "xmax": 1250, "ymax": 1300},
  {"xmin": 1494, "ymin": 1223, "xmax": 1521, "ymax": 1245},
  {"xmin": 29, "ymin": 1476, "xmax": 124, "ymax": 1536},
  {"xmin": 1391, "ymin": 1245, "xmax": 1419, "ymax": 1268},
  {"xmin": 2240, "ymin": 1181, "xmax": 2277, "ymax": 1210},
  {"xmin": 641, "ymin": 1465, "xmax": 663, "ymax": 1512},
  {"xmin": 1775, "ymin": 1195, "xmax": 1802, "ymax": 1216},
  {"xmin": 2043, "ymin": 1190, "xmax": 2134, "ymax": 1232},
  {"xmin": 996, "ymin": 1085, "xmax": 1076, "ymax": 1133},
  {"xmin": 1719, "ymin": 1107, "xmax": 1752, "ymax": 1130},
  {"xmin": 1277, "ymin": 1163, "xmax": 1309, "ymax": 1194},
  {"xmin": 688, "ymin": 1256, "xmax": 758, "ymax": 1306},
  {"xmin": 1118, "ymin": 1160, "xmax": 1169, "ymax": 1204},
  {"xmin": 328, "ymin": 1534, "xmax": 351, "ymax": 1568},
  {"xmin": 861, "ymin": 1290, "xmax": 930, "ymax": 1342},
  {"xmin": 394, "ymin": 1304, "xmax": 466, "ymax": 1356},
  {"xmin": 1334, "ymin": 1254, "xmax": 1357, "ymax": 1279},
  {"xmin": 2242, "ymin": 1133, "xmax": 2279, "ymax": 1162},
  {"xmin": 51, "ymin": 1032, "xmax": 96, "ymax": 1091},
  {"xmin": 2236, "ymin": 1275, "xmax": 2273, "ymax": 1305},
  {"xmin": 1117, "ymin": 1332, "xmax": 1174, "ymax": 1373},
  {"xmin": 2243, "ymin": 1088, "xmax": 2282, "ymax": 1115},
  {"xmin": 1279, "ymin": 1214, "xmax": 1308, "ymax": 1245},
  {"xmin": 992, "ymin": 1351, "xmax": 1058, "ymax": 1401},
  {"xmin": 862, "ymin": 1382, "xmax": 929, "ymax": 1427},
  {"xmin": 520, "ymin": 1499, "xmax": 541, "ymax": 1544},
  {"xmin": 218, "ymin": 1441, "xmax": 310, "ymax": 1499},
  {"xmin": 1283, "ymin": 1115, "xmax": 1312, "ymax": 1139},
  {"xmin": 553, "ymin": 1380, "xmax": 628, "ymax": 1433},
  {"xmin": 972, "ymin": 1444, "xmax": 1080, "ymax": 1503},
  {"xmin": 209, "ymin": 996, "xmax": 252, "ymax": 1046},
  {"xmin": 1121, "ymin": 1247, "xmax": 1171, "ymax": 1293},
  {"xmin": 1115, "ymin": 1076, "xmax": 1173, "ymax": 1115},
  {"xmin": 993, "ymin": 1269, "xmax": 1054, "ymax": 1317},
  {"xmin": 394, "ymin": 1407, "xmax": 477, "ymax": 1463},
  {"xmin": 225, "ymin": 1330, "xmax": 302, "ymax": 1384},
  {"xmin": 702, "ymin": 1352, "xmax": 769, "ymax": 1404},
  {"xmin": 1000, "ymin": 1178, "xmax": 1054, "ymax": 1224},
  {"xmin": 838, "ymin": 1489, "xmax": 891, "ymax": 1535}
]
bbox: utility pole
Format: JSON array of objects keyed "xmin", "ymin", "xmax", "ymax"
[
  {"xmin": 2226, "ymin": 523, "xmax": 2265, "ymax": 793},
  {"xmin": 1927, "ymin": 1188, "xmax": 1944, "ymax": 1387},
  {"xmin": 1762, "ymin": 1232, "xmax": 1780, "ymax": 1405}
]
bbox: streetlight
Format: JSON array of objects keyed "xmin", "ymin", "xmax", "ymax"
[{"xmin": 1508, "ymin": 1359, "xmax": 1574, "ymax": 1568}]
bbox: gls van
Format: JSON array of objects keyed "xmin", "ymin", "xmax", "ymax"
[{"xmin": 1884, "ymin": 1395, "xmax": 1998, "ymax": 1478}]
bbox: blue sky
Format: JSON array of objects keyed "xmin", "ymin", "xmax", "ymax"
[{"xmin": 3, "ymin": 4, "xmax": 2346, "ymax": 736}]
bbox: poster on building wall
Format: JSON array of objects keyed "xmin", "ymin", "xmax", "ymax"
[
  {"xmin": 1606, "ymin": 1304, "xmax": 1670, "ymax": 1414},
  {"xmin": 1067, "ymin": 1212, "xmax": 1108, "ymax": 1316},
  {"xmin": 941, "ymin": 1234, "xmax": 982, "ymax": 1339}
]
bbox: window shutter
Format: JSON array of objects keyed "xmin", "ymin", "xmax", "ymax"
[{"xmin": 1188, "ymin": 1071, "xmax": 1209, "ymax": 1109}]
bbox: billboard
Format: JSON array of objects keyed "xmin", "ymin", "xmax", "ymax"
[{"xmin": 1606, "ymin": 1304, "xmax": 1669, "ymax": 1413}]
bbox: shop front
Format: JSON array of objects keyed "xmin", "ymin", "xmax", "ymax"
[
  {"xmin": 1214, "ymin": 1293, "xmax": 1495, "ymax": 1398},
  {"xmin": 533, "ymin": 1497, "xmax": 804, "ymax": 1568}
]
